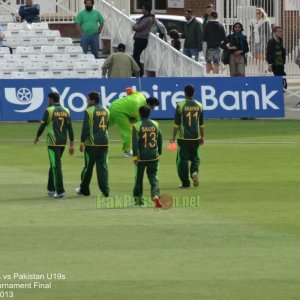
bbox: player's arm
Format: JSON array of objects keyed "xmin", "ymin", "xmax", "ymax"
[
  {"xmin": 199, "ymin": 107, "xmax": 204, "ymax": 145},
  {"xmin": 34, "ymin": 110, "xmax": 48, "ymax": 144},
  {"xmin": 66, "ymin": 115, "xmax": 75, "ymax": 155},
  {"xmin": 157, "ymin": 129, "xmax": 162, "ymax": 155},
  {"xmin": 80, "ymin": 110, "xmax": 89, "ymax": 152},
  {"xmin": 170, "ymin": 105, "xmax": 180, "ymax": 143},
  {"xmin": 132, "ymin": 125, "xmax": 139, "ymax": 165}
]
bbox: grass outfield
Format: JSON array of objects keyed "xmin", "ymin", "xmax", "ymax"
[{"xmin": 0, "ymin": 119, "xmax": 300, "ymax": 300}]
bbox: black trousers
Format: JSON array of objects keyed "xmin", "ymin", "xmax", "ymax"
[
  {"xmin": 272, "ymin": 65, "xmax": 287, "ymax": 90},
  {"xmin": 132, "ymin": 38, "xmax": 148, "ymax": 77}
]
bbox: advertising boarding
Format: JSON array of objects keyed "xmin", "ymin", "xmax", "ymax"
[{"xmin": 0, "ymin": 77, "xmax": 284, "ymax": 121}]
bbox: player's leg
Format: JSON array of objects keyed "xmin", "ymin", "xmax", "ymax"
[
  {"xmin": 146, "ymin": 160, "xmax": 161, "ymax": 207},
  {"xmin": 47, "ymin": 147, "xmax": 56, "ymax": 194},
  {"xmin": 115, "ymin": 114, "xmax": 132, "ymax": 153},
  {"xmin": 146, "ymin": 160, "xmax": 160, "ymax": 198},
  {"xmin": 79, "ymin": 146, "xmax": 96, "ymax": 196},
  {"xmin": 95, "ymin": 147, "xmax": 109, "ymax": 197},
  {"xmin": 133, "ymin": 162, "xmax": 146, "ymax": 205},
  {"xmin": 190, "ymin": 140, "xmax": 200, "ymax": 187},
  {"xmin": 54, "ymin": 146, "xmax": 65, "ymax": 195},
  {"xmin": 47, "ymin": 146, "xmax": 65, "ymax": 195},
  {"xmin": 176, "ymin": 140, "xmax": 190, "ymax": 187}
]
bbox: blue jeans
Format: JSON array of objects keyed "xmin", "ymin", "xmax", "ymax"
[
  {"xmin": 80, "ymin": 34, "xmax": 100, "ymax": 58},
  {"xmin": 183, "ymin": 48, "xmax": 199, "ymax": 61}
]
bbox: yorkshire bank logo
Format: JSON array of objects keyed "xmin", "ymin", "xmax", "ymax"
[{"xmin": 5, "ymin": 87, "xmax": 44, "ymax": 113}]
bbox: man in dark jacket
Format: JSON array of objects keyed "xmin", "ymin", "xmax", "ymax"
[
  {"xmin": 182, "ymin": 8, "xmax": 203, "ymax": 61},
  {"xmin": 18, "ymin": 0, "xmax": 40, "ymax": 23},
  {"xmin": 203, "ymin": 11, "xmax": 226, "ymax": 74},
  {"xmin": 266, "ymin": 26, "xmax": 287, "ymax": 90}
]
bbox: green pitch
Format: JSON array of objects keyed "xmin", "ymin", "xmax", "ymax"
[{"xmin": 1, "ymin": 120, "xmax": 300, "ymax": 300}]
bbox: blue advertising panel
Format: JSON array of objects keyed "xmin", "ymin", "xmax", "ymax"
[{"xmin": 0, "ymin": 76, "xmax": 284, "ymax": 121}]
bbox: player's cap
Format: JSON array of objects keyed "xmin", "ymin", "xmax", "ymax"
[
  {"xmin": 206, "ymin": 3, "xmax": 214, "ymax": 8},
  {"xmin": 117, "ymin": 43, "xmax": 126, "ymax": 50}
]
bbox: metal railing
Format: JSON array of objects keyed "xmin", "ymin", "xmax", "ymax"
[
  {"xmin": 1, "ymin": 0, "xmax": 299, "ymax": 76},
  {"xmin": 96, "ymin": 0, "xmax": 204, "ymax": 77}
]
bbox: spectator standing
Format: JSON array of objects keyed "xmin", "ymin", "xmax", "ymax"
[
  {"xmin": 182, "ymin": 8, "xmax": 203, "ymax": 61},
  {"xmin": 18, "ymin": 0, "xmax": 40, "ymax": 23},
  {"xmin": 170, "ymin": 29, "xmax": 181, "ymax": 51},
  {"xmin": 202, "ymin": 3, "xmax": 215, "ymax": 25},
  {"xmin": 202, "ymin": 4, "xmax": 215, "ymax": 57},
  {"xmin": 132, "ymin": 3, "xmax": 153, "ymax": 76},
  {"xmin": 76, "ymin": 92, "xmax": 110, "ymax": 197},
  {"xmin": 132, "ymin": 106, "xmax": 162, "ymax": 207},
  {"xmin": 266, "ymin": 26, "xmax": 287, "ymax": 90},
  {"xmin": 102, "ymin": 43, "xmax": 140, "ymax": 78},
  {"xmin": 170, "ymin": 85, "xmax": 204, "ymax": 189},
  {"xmin": 250, "ymin": 7, "xmax": 271, "ymax": 73},
  {"xmin": 75, "ymin": 0, "xmax": 105, "ymax": 59},
  {"xmin": 0, "ymin": 25, "xmax": 12, "ymax": 54},
  {"xmin": 151, "ymin": 14, "xmax": 168, "ymax": 42},
  {"xmin": 221, "ymin": 22, "xmax": 249, "ymax": 77},
  {"xmin": 203, "ymin": 11, "xmax": 226, "ymax": 74},
  {"xmin": 34, "ymin": 92, "xmax": 74, "ymax": 199}
]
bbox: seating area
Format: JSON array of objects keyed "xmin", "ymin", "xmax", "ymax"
[{"xmin": 1, "ymin": 22, "xmax": 104, "ymax": 79}]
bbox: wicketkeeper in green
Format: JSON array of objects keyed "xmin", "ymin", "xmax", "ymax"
[
  {"xmin": 132, "ymin": 104, "xmax": 162, "ymax": 207},
  {"xmin": 170, "ymin": 84, "xmax": 205, "ymax": 188},
  {"xmin": 108, "ymin": 89, "xmax": 159, "ymax": 157},
  {"xmin": 76, "ymin": 91, "xmax": 110, "ymax": 197},
  {"xmin": 34, "ymin": 92, "xmax": 75, "ymax": 198}
]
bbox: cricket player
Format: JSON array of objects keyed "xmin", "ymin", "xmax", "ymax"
[
  {"xmin": 76, "ymin": 91, "xmax": 110, "ymax": 197},
  {"xmin": 132, "ymin": 105, "xmax": 162, "ymax": 207},
  {"xmin": 170, "ymin": 84, "xmax": 204, "ymax": 188},
  {"xmin": 34, "ymin": 92, "xmax": 74, "ymax": 198},
  {"xmin": 108, "ymin": 91, "xmax": 159, "ymax": 157}
]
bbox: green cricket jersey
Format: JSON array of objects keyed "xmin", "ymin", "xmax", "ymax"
[
  {"xmin": 36, "ymin": 103, "xmax": 74, "ymax": 146},
  {"xmin": 109, "ymin": 91, "xmax": 147, "ymax": 122},
  {"xmin": 75, "ymin": 9, "xmax": 105, "ymax": 35},
  {"xmin": 174, "ymin": 98, "xmax": 204, "ymax": 140},
  {"xmin": 132, "ymin": 118, "xmax": 162, "ymax": 162},
  {"xmin": 81, "ymin": 104, "xmax": 109, "ymax": 146}
]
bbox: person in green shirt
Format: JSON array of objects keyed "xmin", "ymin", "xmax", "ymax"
[
  {"xmin": 132, "ymin": 106, "xmax": 162, "ymax": 207},
  {"xmin": 76, "ymin": 91, "xmax": 110, "ymax": 197},
  {"xmin": 75, "ymin": 0, "xmax": 105, "ymax": 58},
  {"xmin": 108, "ymin": 90, "xmax": 159, "ymax": 157},
  {"xmin": 34, "ymin": 92, "xmax": 75, "ymax": 198},
  {"xmin": 170, "ymin": 84, "xmax": 205, "ymax": 188}
]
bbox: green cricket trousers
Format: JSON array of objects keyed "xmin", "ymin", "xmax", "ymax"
[
  {"xmin": 109, "ymin": 109, "xmax": 132, "ymax": 153},
  {"xmin": 80, "ymin": 146, "xmax": 109, "ymax": 197},
  {"xmin": 133, "ymin": 160, "xmax": 159, "ymax": 204},
  {"xmin": 47, "ymin": 146, "xmax": 65, "ymax": 195},
  {"xmin": 176, "ymin": 139, "xmax": 200, "ymax": 187}
]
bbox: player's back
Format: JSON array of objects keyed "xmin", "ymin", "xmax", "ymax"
[
  {"xmin": 84, "ymin": 104, "xmax": 109, "ymax": 146},
  {"xmin": 133, "ymin": 118, "xmax": 161, "ymax": 161},
  {"xmin": 47, "ymin": 104, "xmax": 71, "ymax": 146},
  {"xmin": 109, "ymin": 91, "xmax": 146, "ymax": 117},
  {"xmin": 176, "ymin": 99, "xmax": 203, "ymax": 140}
]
